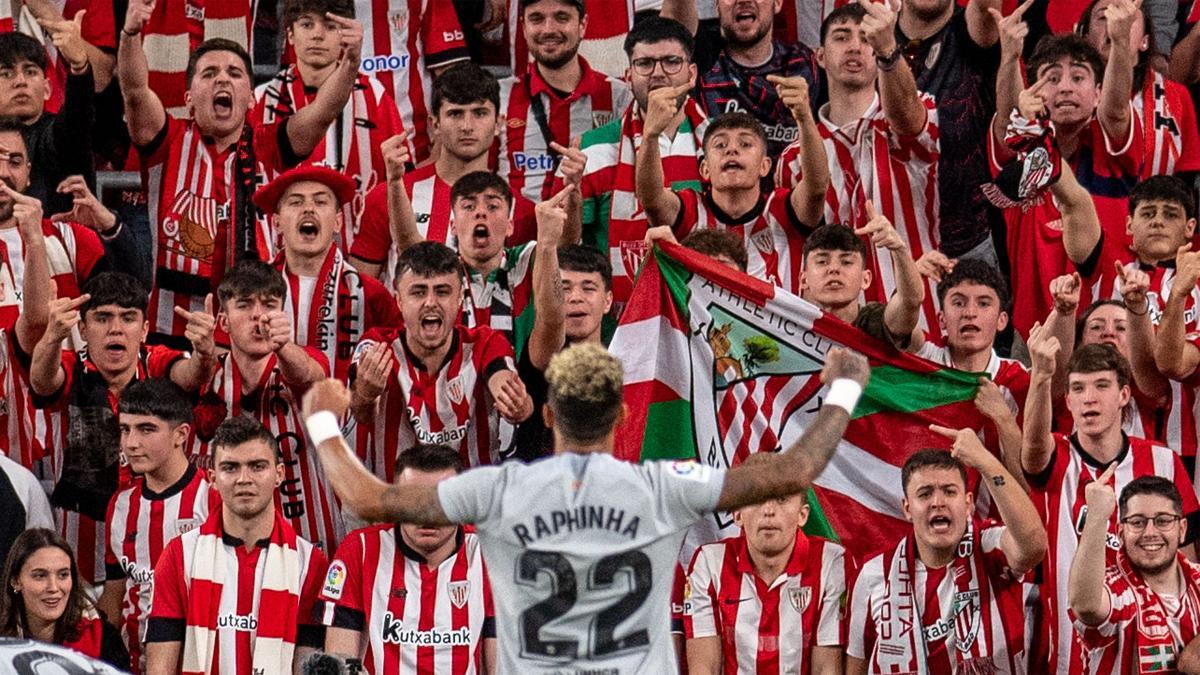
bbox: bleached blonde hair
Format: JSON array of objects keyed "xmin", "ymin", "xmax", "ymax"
[{"xmin": 545, "ymin": 343, "xmax": 623, "ymax": 443}]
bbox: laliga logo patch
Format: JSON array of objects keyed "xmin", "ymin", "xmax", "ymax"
[{"xmin": 324, "ymin": 560, "xmax": 347, "ymax": 600}]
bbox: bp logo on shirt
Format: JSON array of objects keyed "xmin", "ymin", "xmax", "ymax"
[{"xmin": 324, "ymin": 560, "xmax": 347, "ymax": 600}]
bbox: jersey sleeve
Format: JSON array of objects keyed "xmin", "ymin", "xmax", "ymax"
[
  {"xmin": 670, "ymin": 563, "xmax": 686, "ymax": 636},
  {"xmin": 1096, "ymin": 108, "xmax": 1144, "ymax": 177},
  {"xmin": 350, "ymin": 185, "xmax": 391, "ymax": 265},
  {"xmin": 643, "ymin": 461, "xmax": 727, "ymax": 531},
  {"xmin": 1174, "ymin": 84, "xmax": 1200, "ymax": 172},
  {"xmin": 146, "ymin": 345, "xmax": 187, "ymax": 379},
  {"xmin": 103, "ymin": 492, "xmax": 124, "ymax": 580},
  {"xmin": 319, "ymin": 532, "xmax": 366, "ymax": 631},
  {"xmin": 295, "ymin": 546, "xmax": 328, "ymax": 649},
  {"xmin": 1070, "ymin": 567, "xmax": 1137, "ymax": 651},
  {"xmin": 1171, "ymin": 453, "xmax": 1200, "ymax": 544},
  {"xmin": 30, "ymin": 350, "xmax": 78, "ymax": 410},
  {"xmin": 145, "ymin": 538, "xmax": 187, "ymax": 643},
  {"xmin": 478, "ymin": 329, "xmax": 516, "ymax": 381},
  {"xmin": 437, "ymin": 464, "xmax": 507, "ymax": 526},
  {"xmin": 684, "ymin": 547, "xmax": 718, "ymax": 639},
  {"xmin": 419, "ymin": 0, "xmax": 470, "ymax": 71},
  {"xmin": 672, "ymin": 189, "xmax": 701, "ymax": 238},
  {"xmin": 816, "ymin": 544, "xmax": 848, "ymax": 647}
]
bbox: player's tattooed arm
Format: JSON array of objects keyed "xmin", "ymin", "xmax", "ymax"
[{"xmin": 716, "ymin": 348, "xmax": 870, "ymax": 512}]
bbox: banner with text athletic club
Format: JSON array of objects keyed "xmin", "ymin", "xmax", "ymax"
[{"xmin": 611, "ymin": 242, "xmax": 989, "ymax": 560}]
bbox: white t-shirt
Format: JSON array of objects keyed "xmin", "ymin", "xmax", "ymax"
[{"xmin": 438, "ymin": 452, "xmax": 726, "ymax": 673}]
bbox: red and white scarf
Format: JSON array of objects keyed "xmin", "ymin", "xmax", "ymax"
[
  {"xmin": 276, "ymin": 247, "xmax": 368, "ymax": 381},
  {"xmin": 182, "ymin": 509, "xmax": 302, "ymax": 675},
  {"xmin": 1114, "ymin": 550, "xmax": 1200, "ymax": 667},
  {"xmin": 878, "ymin": 522, "xmax": 999, "ymax": 675}
]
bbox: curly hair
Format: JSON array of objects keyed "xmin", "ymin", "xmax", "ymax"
[{"xmin": 546, "ymin": 343, "xmax": 624, "ymax": 444}]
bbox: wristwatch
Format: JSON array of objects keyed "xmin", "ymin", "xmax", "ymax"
[{"xmin": 876, "ymin": 44, "xmax": 904, "ymax": 72}]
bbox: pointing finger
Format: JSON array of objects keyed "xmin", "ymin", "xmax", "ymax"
[
  {"xmin": 1096, "ymin": 461, "xmax": 1118, "ymax": 484},
  {"xmin": 64, "ymin": 293, "xmax": 91, "ymax": 310},
  {"xmin": 174, "ymin": 306, "xmax": 193, "ymax": 320},
  {"xmin": 204, "ymin": 293, "xmax": 214, "ymax": 315},
  {"xmin": 928, "ymin": 424, "xmax": 960, "ymax": 440},
  {"xmin": 864, "ymin": 200, "xmax": 879, "ymax": 221}
]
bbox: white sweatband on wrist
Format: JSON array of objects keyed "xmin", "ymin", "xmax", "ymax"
[
  {"xmin": 825, "ymin": 378, "xmax": 863, "ymax": 415},
  {"xmin": 305, "ymin": 411, "xmax": 342, "ymax": 445}
]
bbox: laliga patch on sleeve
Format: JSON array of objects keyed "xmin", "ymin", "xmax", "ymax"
[
  {"xmin": 668, "ymin": 461, "xmax": 711, "ymax": 481},
  {"xmin": 323, "ymin": 560, "xmax": 347, "ymax": 600}
]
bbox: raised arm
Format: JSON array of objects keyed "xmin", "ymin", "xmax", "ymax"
[
  {"xmin": 856, "ymin": 202, "xmax": 924, "ymax": 346},
  {"xmin": 550, "ymin": 138, "xmax": 586, "ymax": 245},
  {"xmin": 8, "ymin": 186, "xmax": 50, "ymax": 352},
  {"xmin": 1045, "ymin": 272, "xmax": 1081, "ymax": 398},
  {"xmin": 1096, "ymin": 0, "xmax": 1139, "ymax": 144},
  {"xmin": 29, "ymin": 294, "xmax": 87, "ymax": 397},
  {"xmin": 930, "ymin": 424, "xmax": 1046, "ymax": 575},
  {"xmin": 965, "ymin": 0, "xmax": 1004, "ymax": 48},
  {"xmin": 1068, "ymin": 462, "xmax": 1118, "ymax": 625},
  {"xmin": 381, "ymin": 135, "xmax": 422, "ymax": 255},
  {"xmin": 27, "ymin": 2, "xmax": 114, "ymax": 90},
  {"xmin": 117, "ymin": 0, "xmax": 166, "ymax": 147},
  {"xmin": 659, "ymin": 0, "xmax": 698, "ymax": 34},
  {"xmin": 635, "ymin": 84, "xmax": 690, "ymax": 229},
  {"xmin": 973, "ymin": 378, "xmax": 1029, "ymax": 491},
  {"xmin": 1170, "ymin": 20, "xmax": 1200, "ymax": 85},
  {"xmin": 1154, "ymin": 245, "xmax": 1200, "ymax": 380},
  {"xmin": 1116, "ymin": 263, "xmax": 1171, "ymax": 402},
  {"xmin": 1056, "ymin": 160, "xmax": 1103, "ymax": 264},
  {"xmin": 527, "ymin": 187, "xmax": 570, "ymax": 371},
  {"xmin": 284, "ymin": 13, "xmax": 362, "ymax": 159},
  {"xmin": 169, "ymin": 293, "xmax": 218, "ymax": 391},
  {"xmin": 862, "ymin": 0, "xmax": 926, "ymax": 137},
  {"xmin": 717, "ymin": 349, "xmax": 870, "ymax": 512},
  {"xmin": 263, "ymin": 310, "xmax": 326, "ymax": 387},
  {"xmin": 768, "ymin": 74, "xmax": 829, "ymax": 227},
  {"xmin": 303, "ymin": 379, "xmax": 451, "ymax": 524},
  {"xmin": 1021, "ymin": 322, "xmax": 1061, "ymax": 475},
  {"xmin": 990, "ymin": 5, "xmax": 1035, "ymax": 163}
]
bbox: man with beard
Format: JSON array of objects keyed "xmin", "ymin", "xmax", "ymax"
[
  {"xmin": 895, "ymin": 0, "xmax": 1001, "ymax": 264},
  {"xmin": 499, "ymin": 0, "xmax": 632, "ymax": 206},
  {"xmin": 696, "ymin": 0, "xmax": 821, "ymax": 159},
  {"xmin": 27, "ymin": 271, "xmax": 218, "ymax": 586},
  {"xmin": 118, "ymin": 0, "xmax": 364, "ymax": 349},
  {"xmin": 573, "ymin": 16, "xmax": 707, "ymax": 310},
  {"xmin": 146, "ymin": 417, "xmax": 328, "ymax": 675},
  {"xmin": 1023, "ymin": 333, "xmax": 1200, "ymax": 674},
  {"xmin": 847, "ymin": 435, "xmax": 1046, "ymax": 675},
  {"xmin": 253, "ymin": 0, "xmax": 406, "ymax": 257},
  {"xmin": 1072, "ymin": 473, "xmax": 1200, "ymax": 673},
  {"xmin": 350, "ymin": 62, "xmax": 537, "ymax": 286},
  {"xmin": 349, "ymin": 242, "xmax": 533, "ymax": 477},
  {"xmin": 254, "ymin": 165, "xmax": 399, "ymax": 383}
]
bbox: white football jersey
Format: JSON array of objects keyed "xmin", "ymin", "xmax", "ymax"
[{"xmin": 438, "ymin": 452, "xmax": 726, "ymax": 674}]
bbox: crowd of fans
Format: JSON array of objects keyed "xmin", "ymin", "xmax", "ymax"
[{"xmin": 0, "ymin": 0, "xmax": 1199, "ymax": 672}]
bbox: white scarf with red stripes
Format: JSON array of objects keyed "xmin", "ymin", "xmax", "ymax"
[
  {"xmin": 277, "ymin": 247, "xmax": 367, "ymax": 381},
  {"xmin": 182, "ymin": 509, "xmax": 302, "ymax": 675}
]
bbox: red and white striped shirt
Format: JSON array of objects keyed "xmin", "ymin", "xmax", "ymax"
[
  {"xmin": 253, "ymin": 66, "xmax": 405, "ymax": 255},
  {"xmin": 0, "ymin": 330, "xmax": 38, "ymax": 469},
  {"xmin": 140, "ymin": 118, "xmax": 293, "ymax": 343},
  {"xmin": 847, "ymin": 519, "xmax": 1028, "ymax": 674},
  {"xmin": 350, "ymin": 326, "xmax": 515, "ymax": 478},
  {"xmin": 1028, "ymin": 433, "xmax": 1200, "ymax": 675},
  {"xmin": 1135, "ymin": 71, "xmax": 1200, "ymax": 179},
  {"xmin": 34, "ymin": 345, "xmax": 185, "ymax": 585},
  {"xmin": 353, "ymin": 0, "xmax": 469, "ymax": 163},
  {"xmin": 686, "ymin": 532, "xmax": 848, "ymax": 674},
  {"xmin": 105, "ymin": 465, "xmax": 217, "ymax": 675},
  {"xmin": 0, "ymin": 220, "xmax": 105, "ymax": 332},
  {"xmin": 498, "ymin": 58, "xmax": 632, "ymax": 205},
  {"xmin": 1071, "ymin": 552, "xmax": 1200, "ymax": 675},
  {"xmin": 778, "ymin": 94, "xmax": 941, "ymax": 334},
  {"xmin": 187, "ymin": 350, "xmax": 343, "ymax": 554},
  {"xmin": 147, "ymin": 518, "xmax": 327, "ymax": 672},
  {"xmin": 141, "ymin": 0, "xmax": 255, "ymax": 117},
  {"xmin": 505, "ymin": 0, "xmax": 634, "ymax": 76},
  {"xmin": 318, "ymin": 524, "xmax": 494, "ymax": 674},
  {"xmin": 675, "ymin": 187, "xmax": 813, "ymax": 294}
]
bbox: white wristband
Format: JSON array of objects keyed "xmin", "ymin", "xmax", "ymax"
[
  {"xmin": 305, "ymin": 411, "xmax": 342, "ymax": 445},
  {"xmin": 825, "ymin": 378, "xmax": 863, "ymax": 415}
]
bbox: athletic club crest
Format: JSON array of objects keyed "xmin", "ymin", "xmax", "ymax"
[
  {"xmin": 952, "ymin": 589, "xmax": 981, "ymax": 652},
  {"xmin": 787, "ymin": 585, "xmax": 811, "ymax": 613},
  {"xmin": 389, "ymin": 9, "xmax": 409, "ymax": 35},
  {"xmin": 749, "ymin": 229, "xmax": 776, "ymax": 256},
  {"xmin": 447, "ymin": 376, "xmax": 464, "ymax": 405},
  {"xmin": 447, "ymin": 581, "xmax": 470, "ymax": 609},
  {"xmin": 619, "ymin": 240, "xmax": 649, "ymax": 279}
]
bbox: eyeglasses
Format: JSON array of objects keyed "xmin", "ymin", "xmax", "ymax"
[
  {"xmin": 630, "ymin": 56, "xmax": 687, "ymax": 76},
  {"xmin": 1120, "ymin": 514, "xmax": 1182, "ymax": 532}
]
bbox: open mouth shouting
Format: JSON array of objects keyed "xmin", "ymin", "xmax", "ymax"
[
  {"xmin": 296, "ymin": 217, "xmax": 322, "ymax": 241},
  {"xmin": 418, "ymin": 312, "xmax": 444, "ymax": 340},
  {"xmin": 928, "ymin": 514, "xmax": 953, "ymax": 535},
  {"xmin": 213, "ymin": 90, "xmax": 235, "ymax": 118}
]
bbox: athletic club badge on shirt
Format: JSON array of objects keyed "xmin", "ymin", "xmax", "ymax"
[
  {"xmin": 448, "ymin": 580, "xmax": 470, "ymax": 609},
  {"xmin": 788, "ymin": 585, "xmax": 812, "ymax": 613}
]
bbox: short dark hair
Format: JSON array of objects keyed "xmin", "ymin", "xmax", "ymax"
[
  {"xmin": 395, "ymin": 241, "xmax": 463, "ymax": 282},
  {"xmin": 81, "ymin": 272, "xmax": 148, "ymax": 317},
  {"xmin": 802, "ymin": 223, "xmax": 867, "ymax": 264},
  {"xmin": 0, "ymin": 116, "xmax": 26, "ymax": 138},
  {"xmin": 623, "ymin": 15, "xmax": 693, "ymax": 58},
  {"xmin": 1067, "ymin": 342, "xmax": 1132, "ymax": 389},
  {"xmin": 0, "ymin": 32, "xmax": 47, "ymax": 72},
  {"xmin": 431, "ymin": 62, "xmax": 501, "ymax": 117},
  {"xmin": 936, "ymin": 258, "xmax": 1010, "ymax": 310},
  {"xmin": 819, "ymin": 3, "xmax": 867, "ymax": 45},
  {"xmin": 520, "ymin": 0, "xmax": 585, "ymax": 18},
  {"xmin": 218, "ymin": 260, "xmax": 288, "ymax": 307},
  {"xmin": 396, "ymin": 443, "xmax": 464, "ymax": 475},
  {"xmin": 682, "ymin": 229, "xmax": 748, "ymax": 272},
  {"xmin": 1075, "ymin": 299, "xmax": 1126, "ymax": 343},
  {"xmin": 283, "ymin": 0, "xmax": 354, "ymax": 27},
  {"xmin": 558, "ymin": 245, "xmax": 613, "ymax": 290},
  {"xmin": 1129, "ymin": 175, "xmax": 1197, "ymax": 222},
  {"xmin": 702, "ymin": 112, "xmax": 768, "ymax": 152},
  {"xmin": 1119, "ymin": 475, "xmax": 1183, "ymax": 519},
  {"xmin": 451, "ymin": 171, "xmax": 513, "ymax": 209},
  {"xmin": 210, "ymin": 416, "xmax": 280, "ymax": 463},
  {"xmin": 186, "ymin": 38, "xmax": 254, "ymax": 88},
  {"xmin": 901, "ymin": 449, "xmax": 968, "ymax": 496},
  {"xmin": 119, "ymin": 378, "xmax": 194, "ymax": 427},
  {"xmin": 1028, "ymin": 33, "xmax": 1104, "ymax": 84}
]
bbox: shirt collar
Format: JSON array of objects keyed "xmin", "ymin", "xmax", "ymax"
[
  {"xmin": 394, "ymin": 525, "xmax": 465, "ymax": 564},
  {"xmin": 221, "ymin": 531, "xmax": 271, "ymax": 549},
  {"xmin": 527, "ymin": 56, "xmax": 601, "ymax": 103},
  {"xmin": 141, "ymin": 464, "xmax": 198, "ymax": 501},
  {"xmin": 400, "ymin": 326, "xmax": 462, "ymax": 373}
]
